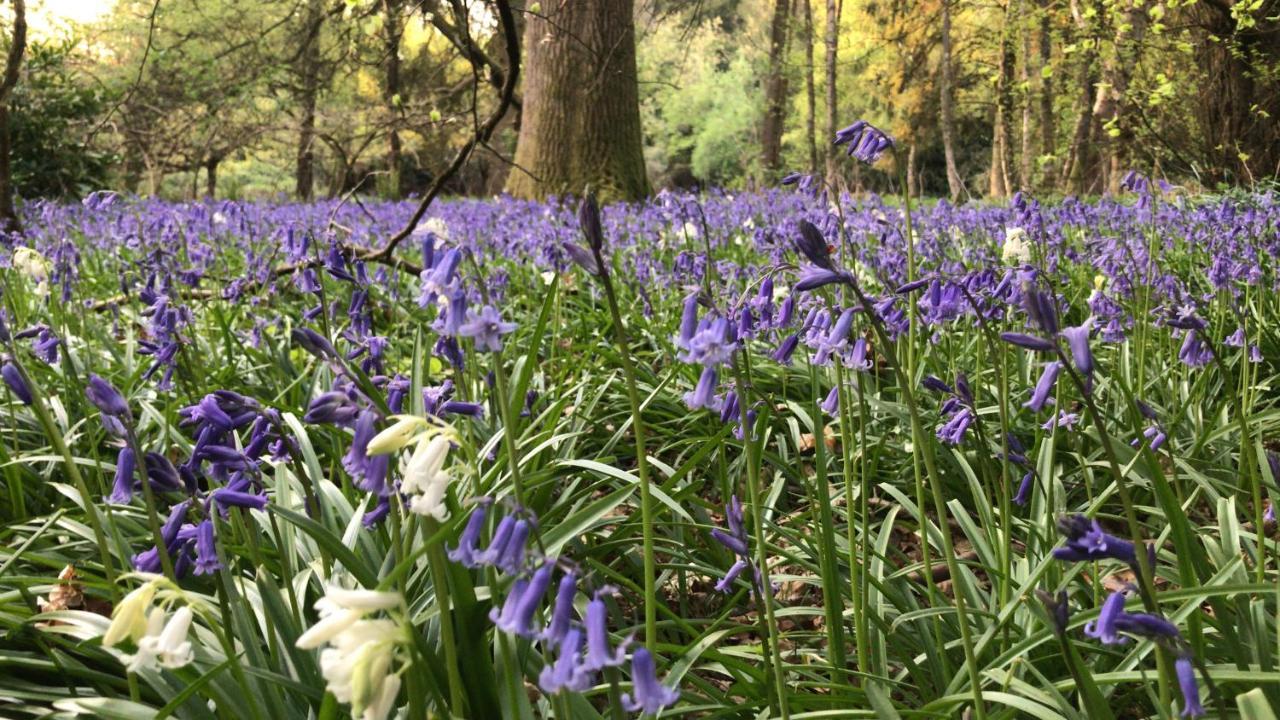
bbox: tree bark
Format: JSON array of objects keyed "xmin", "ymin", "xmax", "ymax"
[
  {"xmin": 0, "ymin": 0, "xmax": 26, "ymax": 233},
  {"xmin": 204, "ymin": 156, "xmax": 218, "ymax": 198},
  {"xmin": 1019, "ymin": 0, "xmax": 1033, "ymax": 190},
  {"xmin": 761, "ymin": 0, "xmax": 791, "ymax": 176},
  {"xmin": 1037, "ymin": 0, "xmax": 1055, "ymax": 188},
  {"xmin": 382, "ymin": 0, "xmax": 404, "ymax": 199},
  {"xmin": 824, "ymin": 0, "xmax": 840, "ymax": 185},
  {"xmin": 801, "ymin": 0, "xmax": 818, "ymax": 174},
  {"xmin": 294, "ymin": 0, "xmax": 324, "ymax": 201},
  {"xmin": 1062, "ymin": 0, "xmax": 1100, "ymax": 194},
  {"xmin": 1092, "ymin": 0, "xmax": 1147, "ymax": 193},
  {"xmin": 505, "ymin": 0, "xmax": 648, "ymax": 202},
  {"xmin": 989, "ymin": 0, "xmax": 1015, "ymax": 198},
  {"xmin": 938, "ymin": 0, "xmax": 964, "ymax": 201}
]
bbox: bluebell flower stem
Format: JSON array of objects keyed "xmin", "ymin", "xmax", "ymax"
[
  {"xmin": 732, "ymin": 353, "xmax": 791, "ymax": 720},
  {"xmin": 422, "ymin": 516, "xmax": 467, "ymax": 714},
  {"xmin": 595, "ymin": 263, "xmax": 660, "ymax": 652},
  {"xmin": 809, "ymin": 360, "xmax": 850, "ymax": 685}
]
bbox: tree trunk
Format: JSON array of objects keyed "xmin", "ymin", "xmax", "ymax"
[
  {"xmin": 205, "ymin": 157, "xmax": 219, "ymax": 198},
  {"xmin": 1092, "ymin": 0, "xmax": 1148, "ymax": 193},
  {"xmin": 294, "ymin": 0, "xmax": 324, "ymax": 201},
  {"xmin": 1019, "ymin": 0, "xmax": 1033, "ymax": 190},
  {"xmin": 1062, "ymin": 0, "xmax": 1100, "ymax": 194},
  {"xmin": 761, "ymin": 0, "xmax": 792, "ymax": 176},
  {"xmin": 938, "ymin": 0, "xmax": 964, "ymax": 201},
  {"xmin": 0, "ymin": 0, "xmax": 26, "ymax": 233},
  {"xmin": 505, "ymin": 0, "xmax": 648, "ymax": 202},
  {"xmin": 382, "ymin": 0, "xmax": 404, "ymax": 199},
  {"xmin": 1037, "ymin": 0, "xmax": 1055, "ymax": 188},
  {"xmin": 989, "ymin": 0, "xmax": 1016, "ymax": 198},
  {"xmin": 824, "ymin": 0, "xmax": 840, "ymax": 185},
  {"xmin": 801, "ymin": 0, "xmax": 818, "ymax": 174}
]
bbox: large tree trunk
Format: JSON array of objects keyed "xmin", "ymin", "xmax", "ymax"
[
  {"xmin": 0, "ymin": 0, "xmax": 26, "ymax": 233},
  {"xmin": 505, "ymin": 0, "xmax": 648, "ymax": 201},
  {"xmin": 989, "ymin": 0, "xmax": 1015, "ymax": 198},
  {"xmin": 823, "ymin": 0, "xmax": 840, "ymax": 185},
  {"xmin": 938, "ymin": 0, "xmax": 964, "ymax": 201},
  {"xmin": 760, "ymin": 0, "xmax": 791, "ymax": 176},
  {"xmin": 294, "ymin": 0, "xmax": 324, "ymax": 201},
  {"xmin": 801, "ymin": 0, "xmax": 818, "ymax": 174},
  {"xmin": 382, "ymin": 0, "xmax": 404, "ymax": 199},
  {"xmin": 1037, "ymin": 0, "xmax": 1055, "ymax": 188}
]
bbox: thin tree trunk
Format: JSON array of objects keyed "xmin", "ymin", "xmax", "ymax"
[
  {"xmin": 989, "ymin": 0, "xmax": 1016, "ymax": 197},
  {"xmin": 824, "ymin": 0, "xmax": 840, "ymax": 185},
  {"xmin": 802, "ymin": 0, "xmax": 818, "ymax": 174},
  {"xmin": 1019, "ymin": 0, "xmax": 1033, "ymax": 190},
  {"xmin": 505, "ymin": 0, "xmax": 648, "ymax": 201},
  {"xmin": 1093, "ymin": 0, "xmax": 1147, "ymax": 193},
  {"xmin": 294, "ymin": 0, "xmax": 324, "ymax": 201},
  {"xmin": 761, "ymin": 0, "xmax": 791, "ymax": 176},
  {"xmin": 939, "ymin": 0, "xmax": 964, "ymax": 200},
  {"xmin": 1037, "ymin": 0, "xmax": 1055, "ymax": 188},
  {"xmin": 205, "ymin": 157, "xmax": 218, "ymax": 198},
  {"xmin": 382, "ymin": 0, "xmax": 404, "ymax": 199},
  {"xmin": 0, "ymin": 0, "xmax": 26, "ymax": 233},
  {"xmin": 1063, "ymin": 0, "xmax": 1099, "ymax": 194}
]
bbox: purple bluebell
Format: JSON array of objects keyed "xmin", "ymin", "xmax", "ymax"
[
  {"xmin": 86, "ymin": 374, "xmax": 130, "ymax": 418},
  {"xmin": 684, "ymin": 367, "xmax": 720, "ymax": 411},
  {"xmin": 447, "ymin": 501, "xmax": 490, "ymax": 566},
  {"xmin": 211, "ymin": 488, "xmax": 268, "ymax": 511},
  {"xmin": 794, "ymin": 221, "xmax": 835, "ymax": 270},
  {"xmin": 491, "ymin": 518, "xmax": 532, "ymax": 575},
  {"xmin": 542, "ymin": 570, "xmax": 579, "ymax": 647},
  {"xmin": 1001, "ymin": 332, "xmax": 1057, "ymax": 353},
  {"xmin": 1175, "ymin": 656, "xmax": 1204, "ymax": 718},
  {"xmin": 1061, "ymin": 322, "xmax": 1095, "ymax": 383},
  {"xmin": 1053, "ymin": 514, "xmax": 1140, "ymax": 566},
  {"xmin": 291, "ymin": 327, "xmax": 337, "ymax": 360},
  {"xmin": 582, "ymin": 592, "xmax": 627, "ymax": 672},
  {"xmin": 492, "ymin": 560, "xmax": 555, "ymax": 638},
  {"xmin": 441, "ymin": 400, "xmax": 485, "ymax": 418},
  {"xmin": 562, "ymin": 241, "xmax": 601, "ymax": 276},
  {"xmin": 819, "ymin": 386, "xmax": 839, "ymax": 415},
  {"xmin": 1083, "ymin": 590, "xmax": 1129, "ymax": 645},
  {"xmin": 833, "ymin": 120, "xmax": 895, "ymax": 164},
  {"xmin": 621, "ymin": 648, "xmax": 680, "ymax": 716},
  {"xmin": 1178, "ymin": 331, "xmax": 1212, "ymax": 368},
  {"xmin": 193, "ymin": 520, "xmax": 222, "ymax": 575},
  {"xmin": 578, "ymin": 194, "xmax": 605, "ymax": 253},
  {"xmin": 1013, "ymin": 471, "xmax": 1034, "ymax": 506},
  {"xmin": 771, "ymin": 334, "xmax": 800, "ymax": 365},
  {"xmin": 459, "ymin": 306, "xmax": 516, "ymax": 353},
  {"xmin": 539, "ymin": 626, "xmax": 593, "ymax": 694},
  {"xmin": 936, "ymin": 407, "xmax": 975, "ymax": 445},
  {"xmin": 109, "ymin": 448, "xmax": 136, "ymax": 504},
  {"xmin": 1, "ymin": 361, "xmax": 32, "ymax": 405},
  {"xmin": 1025, "ymin": 361, "xmax": 1062, "ymax": 412},
  {"xmin": 795, "ymin": 267, "xmax": 853, "ymax": 292},
  {"xmin": 143, "ymin": 452, "xmax": 183, "ymax": 491}
]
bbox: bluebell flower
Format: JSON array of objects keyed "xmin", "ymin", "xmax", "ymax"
[
  {"xmin": 819, "ymin": 386, "xmax": 839, "ymax": 416},
  {"xmin": 539, "ymin": 626, "xmax": 593, "ymax": 694},
  {"xmin": 794, "ymin": 221, "xmax": 835, "ymax": 270},
  {"xmin": 193, "ymin": 520, "xmax": 222, "ymax": 575},
  {"xmin": 1, "ymin": 361, "xmax": 32, "ymax": 405},
  {"xmin": 795, "ymin": 267, "xmax": 853, "ymax": 292},
  {"xmin": 1061, "ymin": 321, "xmax": 1095, "ymax": 384},
  {"xmin": 1013, "ymin": 471, "xmax": 1034, "ymax": 506},
  {"xmin": 1025, "ymin": 361, "xmax": 1062, "ymax": 412},
  {"xmin": 771, "ymin": 334, "xmax": 800, "ymax": 365},
  {"xmin": 458, "ymin": 306, "xmax": 516, "ymax": 353},
  {"xmin": 1175, "ymin": 656, "xmax": 1205, "ymax": 717},
  {"xmin": 491, "ymin": 560, "xmax": 555, "ymax": 638},
  {"xmin": 211, "ymin": 488, "xmax": 268, "ymax": 511},
  {"xmin": 1083, "ymin": 590, "xmax": 1129, "ymax": 645},
  {"xmin": 621, "ymin": 648, "xmax": 680, "ymax": 716},
  {"xmin": 684, "ymin": 367, "xmax": 720, "ymax": 411},
  {"xmin": 1001, "ymin": 332, "xmax": 1056, "ymax": 353},
  {"xmin": 110, "ymin": 448, "xmax": 136, "ymax": 504},
  {"xmin": 582, "ymin": 592, "xmax": 627, "ymax": 672},
  {"xmin": 291, "ymin": 327, "xmax": 337, "ymax": 360},
  {"xmin": 936, "ymin": 407, "xmax": 974, "ymax": 445},
  {"xmin": 1053, "ymin": 515, "xmax": 1140, "ymax": 566},
  {"xmin": 448, "ymin": 501, "xmax": 489, "ymax": 567},
  {"xmin": 86, "ymin": 374, "xmax": 130, "ymax": 418},
  {"xmin": 833, "ymin": 120, "xmax": 895, "ymax": 164},
  {"xmin": 542, "ymin": 570, "xmax": 579, "ymax": 648},
  {"xmin": 562, "ymin": 241, "xmax": 601, "ymax": 276},
  {"xmin": 488, "ymin": 518, "xmax": 532, "ymax": 575},
  {"xmin": 578, "ymin": 194, "xmax": 605, "ymax": 253}
]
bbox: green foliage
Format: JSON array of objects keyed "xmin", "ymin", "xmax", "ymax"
[{"xmin": 9, "ymin": 40, "xmax": 113, "ymax": 199}]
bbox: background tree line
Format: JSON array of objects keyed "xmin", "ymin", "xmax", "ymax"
[{"xmin": 0, "ymin": 0, "xmax": 1275, "ymax": 210}]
